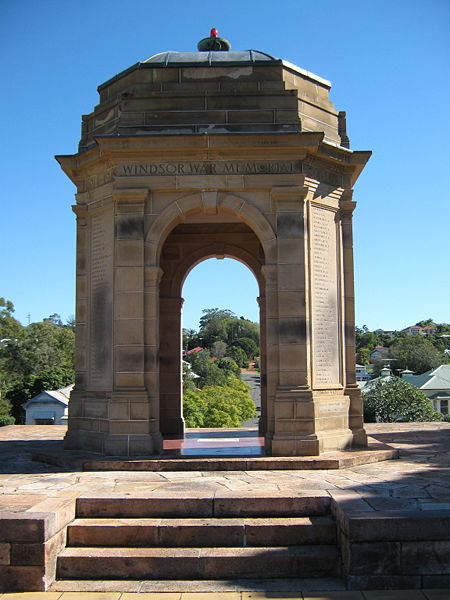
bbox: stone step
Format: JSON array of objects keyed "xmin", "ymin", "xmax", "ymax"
[
  {"xmin": 57, "ymin": 545, "xmax": 340, "ymax": 580},
  {"xmin": 67, "ymin": 516, "xmax": 336, "ymax": 547},
  {"xmin": 49, "ymin": 577, "xmax": 347, "ymax": 593},
  {"xmin": 75, "ymin": 493, "xmax": 331, "ymax": 519}
]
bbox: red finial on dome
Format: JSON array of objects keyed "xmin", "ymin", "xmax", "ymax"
[{"xmin": 197, "ymin": 29, "xmax": 231, "ymax": 51}]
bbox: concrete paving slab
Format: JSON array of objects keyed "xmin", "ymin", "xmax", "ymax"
[
  {"xmin": 182, "ymin": 594, "xmax": 241, "ymax": 600},
  {"xmin": 423, "ymin": 591, "xmax": 450, "ymax": 600},
  {"xmin": 362, "ymin": 591, "xmax": 428, "ymax": 599},
  {"xmin": 303, "ymin": 593, "xmax": 365, "ymax": 600},
  {"xmin": 121, "ymin": 594, "xmax": 182, "ymax": 600},
  {"xmin": 0, "ymin": 594, "xmax": 63, "ymax": 600},
  {"xmin": 241, "ymin": 593, "xmax": 302, "ymax": 599},
  {"xmin": 57, "ymin": 595, "xmax": 121, "ymax": 600}
]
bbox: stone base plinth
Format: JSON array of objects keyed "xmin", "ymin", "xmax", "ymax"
[
  {"xmin": 270, "ymin": 389, "xmax": 367, "ymax": 456},
  {"xmin": 64, "ymin": 430, "xmax": 163, "ymax": 456}
]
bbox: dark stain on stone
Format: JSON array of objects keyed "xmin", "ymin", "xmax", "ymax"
[
  {"xmin": 277, "ymin": 213, "xmax": 304, "ymax": 238},
  {"xmin": 116, "ymin": 216, "xmax": 144, "ymax": 239},
  {"xmin": 279, "ymin": 318, "xmax": 306, "ymax": 343}
]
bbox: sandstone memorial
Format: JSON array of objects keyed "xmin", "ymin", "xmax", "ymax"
[{"xmin": 57, "ymin": 31, "xmax": 371, "ymax": 457}]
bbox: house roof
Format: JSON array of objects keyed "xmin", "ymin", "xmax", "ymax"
[
  {"xmin": 22, "ymin": 384, "xmax": 74, "ymax": 408},
  {"xmin": 186, "ymin": 347, "xmax": 204, "ymax": 355},
  {"xmin": 402, "ymin": 365, "xmax": 450, "ymax": 390}
]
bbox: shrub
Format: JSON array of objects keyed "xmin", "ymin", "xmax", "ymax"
[{"xmin": 362, "ymin": 377, "xmax": 443, "ymax": 423}]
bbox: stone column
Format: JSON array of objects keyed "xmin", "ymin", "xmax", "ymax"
[
  {"xmin": 257, "ymin": 296, "xmax": 267, "ymax": 435},
  {"xmin": 64, "ymin": 205, "xmax": 88, "ymax": 449},
  {"xmin": 108, "ymin": 197, "xmax": 162, "ymax": 456},
  {"xmin": 159, "ymin": 296, "xmax": 185, "ymax": 435},
  {"xmin": 269, "ymin": 186, "xmax": 319, "ymax": 456},
  {"xmin": 339, "ymin": 196, "xmax": 367, "ymax": 446},
  {"xmin": 143, "ymin": 266, "xmax": 164, "ymax": 453},
  {"xmin": 261, "ymin": 264, "xmax": 279, "ymax": 452}
]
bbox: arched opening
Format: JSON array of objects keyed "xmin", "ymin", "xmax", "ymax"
[
  {"xmin": 182, "ymin": 257, "xmax": 260, "ymax": 429},
  {"xmin": 158, "ymin": 216, "xmax": 267, "ymax": 454}
]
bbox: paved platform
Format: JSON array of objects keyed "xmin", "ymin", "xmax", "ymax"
[
  {"xmin": 0, "ymin": 423, "xmax": 449, "ymax": 595},
  {"xmin": 1, "ymin": 423, "xmax": 449, "ymax": 514},
  {"xmin": 0, "ymin": 586, "xmax": 449, "ymax": 598},
  {"xmin": 31, "ymin": 428, "xmax": 398, "ymax": 471},
  {"xmin": 0, "ymin": 590, "xmax": 449, "ymax": 600}
]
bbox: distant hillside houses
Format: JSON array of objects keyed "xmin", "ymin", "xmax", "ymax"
[{"xmin": 402, "ymin": 325, "xmax": 437, "ymax": 336}]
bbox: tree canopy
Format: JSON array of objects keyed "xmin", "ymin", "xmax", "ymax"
[
  {"xmin": 184, "ymin": 308, "xmax": 259, "ymax": 367},
  {"xmin": 183, "ymin": 378, "xmax": 256, "ymax": 428},
  {"xmin": 0, "ymin": 300, "xmax": 75, "ymax": 424},
  {"xmin": 355, "ymin": 320, "xmax": 450, "ymax": 373},
  {"xmin": 362, "ymin": 377, "xmax": 442, "ymax": 423},
  {"xmin": 182, "ymin": 308, "xmax": 259, "ymax": 427}
]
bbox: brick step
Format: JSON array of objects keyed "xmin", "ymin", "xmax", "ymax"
[
  {"xmin": 75, "ymin": 493, "xmax": 331, "ymax": 519},
  {"xmin": 57, "ymin": 545, "xmax": 340, "ymax": 580},
  {"xmin": 67, "ymin": 516, "xmax": 336, "ymax": 547}
]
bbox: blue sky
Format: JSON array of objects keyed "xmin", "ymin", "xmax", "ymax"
[{"xmin": 1, "ymin": 0, "xmax": 449, "ymax": 332}]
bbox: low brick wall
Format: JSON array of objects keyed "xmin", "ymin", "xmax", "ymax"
[
  {"xmin": 333, "ymin": 502, "xmax": 450, "ymax": 589},
  {"xmin": 0, "ymin": 498, "xmax": 75, "ymax": 591}
]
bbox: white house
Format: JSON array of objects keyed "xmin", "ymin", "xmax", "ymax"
[
  {"xmin": 356, "ymin": 364, "xmax": 371, "ymax": 383},
  {"xmin": 22, "ymin": 384, "xmax": 74, "ymax": 425}
]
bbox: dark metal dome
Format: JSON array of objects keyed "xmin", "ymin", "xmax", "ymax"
[{"xmin": 142, "ymin": 50, "xmax": 281, "ymax": 67}]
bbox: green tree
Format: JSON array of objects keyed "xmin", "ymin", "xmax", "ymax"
[
  {"xmin": 211, "ymin": 340, "xmax": 227, "ymax": 359},
  {"xmin": 389, "ymin": 335, "xmax": 444, "ymax": 374},
  {"xmin": 44, "ymin": 313, "xmax": 63, "ymax": 326},
  {"xmin": 0, "ymin": 299, "xmax": 24, "ymax": 418},
  {"xmin": 183, "ymin": 328, "xmax": 200, "ymax": 351},
  {"xmin": 182, "ymin": 361, "xmax": 197, "ymax": 392},
  {"xmin": 196, "ymin": 308, "xmax": 259, "ymax": 354},
  {"xmin": 232, "ymin": 337, "xmax": 258, "ymax": 360},
  {"xmin": 183, "ymin": 379, "xmax": 256, "ymax": 428},
  {"xmin": 216, "ymin": 357, "xmax": 241, "ymax": 378},
  {"xmin": 362, "ymin": 377, "xmax": 442, "ymax": 423},
  {"xmin": 198, "ymin": 308, "xmax": 235, "ymax": 347},
  {"xmin": 0, "ymin": 298, "xmax": 23, "ymax": 342},
  {"xmin": 228, "ymin": 345, "xmax": 248, "ymax": 368},
  {"xmin": 3, "ymin": 320, "xmax": 75, "ymax": 422},
  {"xmin": 0, "ymin": 395, "xmax": 14, "ymax": 426},
  {"xmin": 187, "ymin": 350, "xmax": 227, "ymax": 388},
  {"xmin": 356, "ymin": 347, "xmax": 371, "ymax": 365},
  {"xmin": 415, "ymin": 318, "xmax": 435, "ymax": 327}
]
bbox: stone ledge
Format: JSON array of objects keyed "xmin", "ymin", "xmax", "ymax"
[
  {"xmin": 339, "ymin": 510, "xmax": 450, "ymax": 541},
  {"xmin": 0, "ymin": 498, "xmax": 76, "ymax": 592},
  {"xmin": 32, "ymin": 437, "xmax": 398, "ymax": 471}
]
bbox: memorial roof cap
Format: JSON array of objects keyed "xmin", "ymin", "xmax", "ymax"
[
  {"xmin": 98, "ymin": 50, "xmax": 331, "ymax": 91},
  {"xmin": 142, "ymin": 49, "xmax": 280, "ymax": 66}
]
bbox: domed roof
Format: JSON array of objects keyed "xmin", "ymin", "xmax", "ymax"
[{"xmin": 142, "ymin": 50, "xmax": 281, "ymax": 67}]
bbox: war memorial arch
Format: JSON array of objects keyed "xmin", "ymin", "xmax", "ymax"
[{"xmin": 57, "ymin": 40, "xmax": 371, "ymax": 457}]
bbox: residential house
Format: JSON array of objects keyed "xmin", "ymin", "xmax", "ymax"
[
  {"xmin": 370, "ymin": 345, "xmax": 390, "ymax": 363},
  {"xmin": 402, "ymin": 325, "xmax": 437, "ymax": 336},
  {"xmin": 374, "ymin": 329, "xmax": 395, "ymax": 338},
  {"xmin": 22, "ymin": 384, "xmax": 74, "ymax": 425},
  {"xmin": 356, "ymin": 364, "xmax": 371, "ymax": 383},
  {"xmin": 402, "ymin": 365, "xmax": 450, "ymax": 416}
]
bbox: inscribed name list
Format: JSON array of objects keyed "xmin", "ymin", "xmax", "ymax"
[
  {"xmin": 89, "ymin": 210, "xmax": 113, "ymax": 389},
  {"xmin": 311, "ymin": 206, "xmax": 341, "ymax": 387}
]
